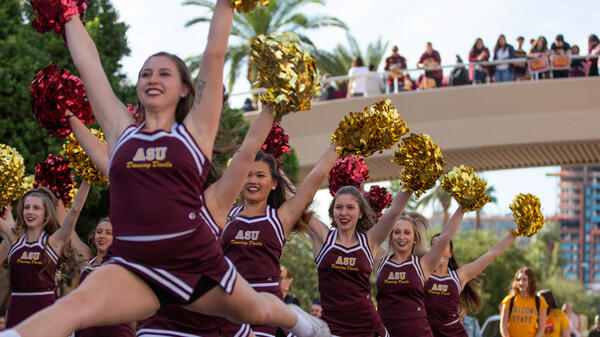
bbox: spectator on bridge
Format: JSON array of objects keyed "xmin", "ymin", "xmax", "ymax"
[
  {"xmin": 449, "ymin": 55, "xmax": 471, "ymax": 86},
  {"xmin": 493, "ymin": 34, "xmax": 516, "ymax": 82},
  {"xmin": 529, "ymin": 36, "xmax": 551, "ymax": 79},
  {"xmin": 241, "ymin": 97, "xmax": 255, "ymax": 111},
  {"xmin": 570, "ymin": 45, "xmax": 586, "ymax": 77},
  {"xmin": 347, "ymin": 56, "xmax": 369, "ymax": 97},
  {"xmin": 469, "ymin": 38, "xmax": 491, "ymax": 84},
  {"xmin": 513, "ymin": 36, "xmax": 529, "ymax": 80},
  {"xmin": 418, "ymin": 42, "xmax": 443, "ymax": 87},
  {"xmin": 366, "ymin": 64, "xmax": 384, "ymax": 97},
  {"xmin": 551, "ymin": 34, "xmax": 571, "ymax": 78},
  {"xmin": 317, "ymin": 74, "xmax": 335, "ymax": 101},
  {"xmin": 587, "ymin": 34, "xmax": 600, "ymax": 76},
  {"xmin": 384, "ymin": 45, "xmax": 407, "ymax": 93}
]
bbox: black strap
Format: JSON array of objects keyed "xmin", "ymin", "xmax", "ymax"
[{"xmin": 508, "ymin": 295, "xmax": 540, "ymax": 315}]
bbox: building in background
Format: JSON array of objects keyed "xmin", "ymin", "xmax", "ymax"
[{"xmin": 557, "ymin": 165, "xmax": 600, "ymax": 293}]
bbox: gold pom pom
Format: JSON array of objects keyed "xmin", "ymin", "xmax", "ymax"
[
  {"xmin": 391, "ymin": 133, "xmax": 445, "ymax": 199},
  {"xmin": 229, "ymin": 0, "xmax": 268, "ymax": 13},
  {"xmin": 510, "ymin": 193, "xmax": 545, "ymax": 237},
  {"xmin": 16, "ymin": 175, "xmax": 35, "ymax": 200},
  {"xmin": 441, "ymin": 165, "xmax": 490, "ymax": 212},
  {"xmin": 60, "ymin": 129, "xmax": 108, "ymax": 185},
  {"xmin": 331, "ymin": 98, "xmax": 409, "ymax": 157},
  {"xmin": 65, "ymin": 182, "xmax": 78, "ymax": 210},
  {"xmin": 250, "ymin": 32, "xmax": 320, "ymax": 119},
  {"xmin": 0, "ymin": 144, "xmax": 26, "ymax": 207}
]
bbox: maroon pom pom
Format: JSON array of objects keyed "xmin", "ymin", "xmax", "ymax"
[
  {"xmin": 34, "ymin": 154, "xmax": 74, "ymax": 204},
  {"xmin": 328, "ymin": 156, "xmax": 369, "ymax": 196},
  {"xmin": 29, "ymin": 0, "xmax": 87, "ymax": 41},
  {"xmin": 30, "ymin": 64, "xmax": 94, "ymax": 138},
  {"xmin": 261, "ymin": 122, "xmax": 291, "ymax": 164},
  {"xmin": 364, "ymin": 185, "xmax": 393, "ymax": 218}
]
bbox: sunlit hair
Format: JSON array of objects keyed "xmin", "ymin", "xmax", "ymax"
[
  {"xmin": 280, "ymin": 265, "xmax": 293, "ymax": 280},
  {"xmin": 430, "ymin": 233, "xmax": 482, "ymax": 314},
  {"xmin": 328, "ymin": 186, "xmax": 376, "ymax": 233},
  {"xmin": 385, "ymin": 212, "xmax": 430, "ymax": 257},
  {"xmin": 136, "ymin": 52, "xmax": 195, "ymax": 123},
  {"xmin": 538, "ymin": 289, "xmax": 557, "ymax": 316},
  {"xmin": 509, "ymin": 266, "xmax": 537, "ymax": 297},
  {"xmin": 15, "ymin": 187, "xmax": 61, "ymax": 275},
  {"xmin": 242, "ymin": 151, "xmax": 310, "ymax": 233}
]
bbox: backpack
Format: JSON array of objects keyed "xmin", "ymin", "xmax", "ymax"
[{"xmin": 508, "ymin": 295, "xmax": 540, "ymax": 316}]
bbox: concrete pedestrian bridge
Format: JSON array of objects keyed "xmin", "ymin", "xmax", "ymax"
[{"xmin": 243, "ymin": 77, "xmax": 600, "ymax": 183}]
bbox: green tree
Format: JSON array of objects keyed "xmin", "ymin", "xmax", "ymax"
[
  {"xmin": 280, "ymin": 233, "xmax": 319, "ymax": 309},
  {"xmin": 415, "ymin": 182, "xmax": 452, "ymax": 225},
  {"xmin": 312, "ymin": 33, "xmax": 389, "ymax": 76},
  {"xmin": 475, "ymin": 185, "xmax": 497, "ymax": 231},
  {"xmin": 183, "ymin": 0, "xmax": 347, "ymax": 91},
  {"xmin": 0, "ymin": 0, "xmax": 134, "ymax": 238}
]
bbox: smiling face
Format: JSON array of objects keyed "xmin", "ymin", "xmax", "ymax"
[
  {"xmin": 22, "ymin": 196, "xmax": 46, "ymax": 231},
  {"xmin": 243, "ymin": 160, "xmax": 276, "ymax": 204},
  {"xmin": 390, "ymin": 220, "xmax": 415, "ymax": 255},
  {"xmin": 516, "ymin": 272, "xmax": 529, "ymax": 294},
  {"xmin": 94, "ymin": 221, "xmax": 114, "ymax": 255},
  {"xmin": 136, "ymin": 55, "xmax": 190, "ymax": 114},
  {"xmin": 332, "ymin": 193, "xmax": 362, "ymax": 231}
]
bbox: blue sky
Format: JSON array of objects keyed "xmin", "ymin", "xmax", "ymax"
[{"xmin": 109, "ymin": 0, "xmax": 594, "ymax": 217}]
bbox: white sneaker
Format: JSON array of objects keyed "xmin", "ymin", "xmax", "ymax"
[{"xmin": 287, "ymin": 304, "xmax": 331, "ymax": 337}]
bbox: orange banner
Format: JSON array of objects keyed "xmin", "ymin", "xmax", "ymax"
[
  {"xmin": 528, "ymin": 57, "xmax": 550, "ymax": 73},
  {"xmin": 551, "ymin": 56, "xmax": 570, "ymax": 69}
]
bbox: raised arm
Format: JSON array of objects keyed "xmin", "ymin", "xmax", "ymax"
[
  {"xmin": 366, "ymin": 190, "xmax": 411, "ymax": 248},
  {"xmin": 66, "ymin": 110, "xmax": 109, "ymax": 176},
  {"xmin": 0, "ymin": 208, "xmax": 16, "ymax": 244},
  {"xmin": 420, "ymin": 206, "xmax": 464, "ymax": 279},
  {"xmin": 64, "ymin": 16, "xmax": 132, "ymax": 152},
  {"xmin": 184, "ymin": 0, "xmax": 234, "ymax": 158},
  {"xmin": 204, "ymin": 104, "xmax": 275, "ymax": 228},
  {"xmin": 279, "ymin": 144, "xmax": 340, "ymax": 238},
  {"xmin": 456, "ymin": 231, "xmax": 516, "ymax": 288},
  {"xmin": 49, "ymin": 181, "xmax": 90, "ymax": 256},
  {"xmin": 308, "ymin": 216, "xmax": 330, "ymax": 259}
]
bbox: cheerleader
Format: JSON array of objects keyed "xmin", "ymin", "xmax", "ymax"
[
  {"xmin": 1, "ymin": 1, "xmax": 328, "ymax": 336},
  {"xmin": 74, "ymin": 217, "xmax": 134, "ymax": 336},
  {"xmin": 309, "ymin": 186, "xmax": 412, "ymax": 337},
  {"xmin": 375, "ymin": 208, "xmax": 464, "ymax": 337},
  {"xmin": 0, "ymin": 183, "xmax": 89, "ymax": 328},
  {"xmin": 425, "ymin": 231, "xmax": 516, "ymax": 337}
]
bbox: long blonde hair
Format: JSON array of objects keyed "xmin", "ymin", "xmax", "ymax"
[{"xmin": 383, "ymin": 212, "xmax": 430, "ymax": 258}]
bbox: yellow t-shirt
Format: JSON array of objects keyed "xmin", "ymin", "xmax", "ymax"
[
  {"xmin": 501, "ymin": 294, "xmax": 549, "ymax": 337},
  {"xmin": 543, "ymin": 309, "xmax": 570, "ymax": 337}
]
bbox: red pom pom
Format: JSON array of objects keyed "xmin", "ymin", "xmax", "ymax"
[
  {"xmin": 328, "ymin": 156, "xmax": 369, "ymax": 196},
  {"xmin": 261, "ymin": 122, "xmax": 291, "ymax": 164},
  {"xmin": 34, "ymin": 154, "xmax": 74, "ymax": 204},
  {"xmin": 30, "ymin": 0, "xmax": 87, "ymax": 40},
  {"xmin": 364, "ymin": 185, "xmax": 393, "ymax": 218},
  {"xmin": 30, "ymin": 64, "xmax": 94, "ymax": 138}
]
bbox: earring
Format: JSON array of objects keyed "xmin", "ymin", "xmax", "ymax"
[{"xmin": 271, "ymin": 186, "xmax": 276, "ymax": 190}]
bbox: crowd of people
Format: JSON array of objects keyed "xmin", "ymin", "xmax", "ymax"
[{"xmin": 319, "ymin": 33, "xmax": 600, "ymax": 99}]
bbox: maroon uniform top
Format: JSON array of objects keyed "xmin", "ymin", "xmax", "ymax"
[
  {"xmin": 108, "ymin": 122, "xmax": 210, "ymax": 238},
  {"xmin": 76, "ymin": 257, "xmax": 134, "ymax": 337},
  {"xmin": 8, "ymin": 232, "xmax": 58, "ymax": 294},
  {"xmin": 425, "ymin": 270, "xmax": 462, "ymax": 327},
  {"xmin": 221, "ymin": 205, "xmax": 285, "ymax": 286},
  {"xmin": 419, "ymin": 50, "xmax": 442, "ymax": 79},
  {"xmin": 376, "ymin": 254, "xmax": 428, "ymax": 320},
  {"xmin": 316, "ymin": 229, "xmax": 388, "ymax": 337}
]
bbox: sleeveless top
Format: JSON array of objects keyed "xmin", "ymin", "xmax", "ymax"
[
  {"xmin": 425, "ymin": 270, "xmax": 462, "ymax": 327},
  {"xmin": 108, "ymin": 122, "xmax": 211, "ymax": 239},
  {"xmin": 221, "ymin": 205, "xmax": 285, "ymax": 286},
  {"xmin": 316, "ymin": 229, "xmax": 375, "ymax": 310},
  {"xmin": 376, "ymin": 255, "xmax": 427, "ymax": 320},
  {"xmin": 8, "ymin": 232, "xmax": 58, "ymax": 294}
]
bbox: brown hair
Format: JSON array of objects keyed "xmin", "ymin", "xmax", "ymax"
[
  {"xmin": 280, "ymin": 265, "xmax": 293, "ymax": 280},
  {"xmin": 87, "ymin": 217, "xmax": 112, "ymax": 253},
  {"xmin": 136, "ymin": 52, "xmax": 194, "ymax": 123},
  {"xmin": 510, "ymin": 266, "xmax": 537, "ymax": 297},
  {"xmin": 328, "ymin": 186, "xmax": 376, "ymax": 233},
  {"xmin": 431, "ymin": 234, "xmax": 483, "ymax": 314}
]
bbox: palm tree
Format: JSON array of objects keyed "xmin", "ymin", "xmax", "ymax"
[
  {"xmin": 183, "ymin": 0, "xmax": 347, "ymax": 91},
  {"xmin": 475, "ymin": 185, "xmax": 498, "ymax": 231},
  {"xmin": 416, "ymin": 185, "xmax": 452, "ymax": 226},
  {"xmin": 312, "ymin": 33, "xmax": 389, "ymax": 76}
]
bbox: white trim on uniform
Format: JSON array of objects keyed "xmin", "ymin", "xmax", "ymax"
[
  {"xmin": 444, "ymin": 318, "xmax": 460, "ymax": 326},
  {"xmin": 116, "ymin": 228, "xmax": 196, "ymax": 242},
  {"xmin": 413, "ymin": 255, "xmax": 426, "ymax": 286},
  {"xmin": 253, "ymin": 332, "xmax": 276, "ymax": 337},
  {"xmin": 449, "ymin": 269, "xmax": 462, "ymax": 294},
  {"xmin": 108, "ymin": 124, "xmax": 141, "ymax": 175},
  {"xmin": 219, "ymin": 257, "xmax": 237, "ymax": 294},
  {"xmin": 233, "ymin": 323, "xmax": 251, "ymax": 337},
  {"xmin": 356, "ymin": 232, "xmax": 374, "ymax": 268},
  {"xmin": 176, "ymin": 124, "xmax": 206, "ymax": 165},
  {"xmin": 11, "ymin": 291, "xmax": 55, "ymax": 296},
  {"xmin": 249, "ymin": 282, "xmax": 280, "ymax": 288},
  {"xmin": 198, "ymin": 196, "xmax": 220, "ymax": 239},
  {"xmin": 107, "ymin": 256, "xmax": 191, "ymax": 301},
  {"xmin": 136, "ymin": 328, "xmax": 202, "ymax": 337},
  {"xmin": 8, "ymin": 232, "xmax": 59, "ymax": 264}
]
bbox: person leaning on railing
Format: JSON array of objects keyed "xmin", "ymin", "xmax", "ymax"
[{"xmin": 493, "ymin": 34, "xmax": 516, "ymax": 82}]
